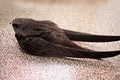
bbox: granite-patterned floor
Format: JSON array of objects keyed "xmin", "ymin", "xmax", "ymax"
[{"xmin": 0, "ymin": 0, "xmax": 120, "ymax": 80}]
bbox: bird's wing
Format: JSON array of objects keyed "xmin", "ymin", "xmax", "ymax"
[
  {"xmin": 38, "ymin": 20, "xmax": 120, "ymax": 42},
  {"xmin": 63, "ymin": 29, "xmax": 120, "ymax": 42},
  {"xmin": 51, "ymin": 43, "xmax": 120, "ymax": 59},
  {"xmin": 15, "ymin": 34, "xmax": 120, "ymax": 59}
]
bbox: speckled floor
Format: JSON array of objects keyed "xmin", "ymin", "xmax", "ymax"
[{"xmin": 0, "ymin": 0, "xmax": 120, "ymax": 80}]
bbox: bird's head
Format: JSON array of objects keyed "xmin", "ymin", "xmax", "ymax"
[{"xmin": 11, "ymin": 18, "xmax": 42, "ymax": 36}]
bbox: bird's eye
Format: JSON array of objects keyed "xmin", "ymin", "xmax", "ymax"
[{"xmin": 12, "ymin": 23, "xmax": 19, "ymax": 28}]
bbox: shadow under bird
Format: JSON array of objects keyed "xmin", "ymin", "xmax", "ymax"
[{"xmin": 11, "ymin": 18, "xmax": 120, "ymax": 59}]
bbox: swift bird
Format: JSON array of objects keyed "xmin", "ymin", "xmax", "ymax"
[{"xmin": 11, "ymin": 18, "xmax": 120, "ymax": 59}]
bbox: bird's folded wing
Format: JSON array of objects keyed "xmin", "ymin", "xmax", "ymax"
[
  {"xmin": 51, "ymin": 42, "xmax": 120, "ymax": 59},
  {"xmin": 63, "ymin": 29, "xmax": 120, "ymax": 42},
  {"xmin": 19, "ymin": 36, "xmax": 120, "ymax": 59}
]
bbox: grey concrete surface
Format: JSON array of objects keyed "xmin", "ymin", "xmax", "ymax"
[{"xmin": 0, "ymin": 0, "xmax": 120, "ymax": 80}]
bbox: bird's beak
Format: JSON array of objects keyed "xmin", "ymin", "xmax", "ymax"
[{"xmin": 9, "ymin": 22, "xmax": 11, "ymax": 24}]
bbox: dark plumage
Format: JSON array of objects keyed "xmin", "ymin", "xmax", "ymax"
[{"xmin": 11, "ymin": 18, "xmax": 120, "ymax": 59}]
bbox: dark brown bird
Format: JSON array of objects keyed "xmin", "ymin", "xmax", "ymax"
[{"xmin": 11, "ymin": 18, "xmax": 120, "ymax": 59}]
